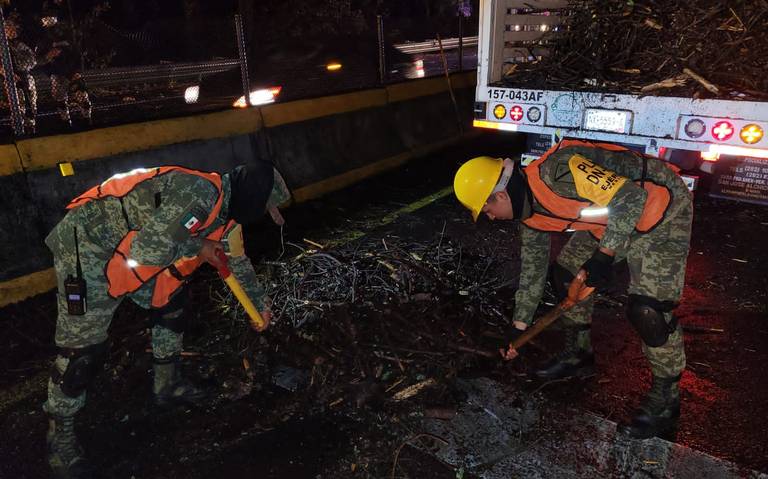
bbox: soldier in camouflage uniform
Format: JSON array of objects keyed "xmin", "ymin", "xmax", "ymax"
[
  {"xmin": 43, "ymin": 160, "xmax": 291, "ymax": 478},
  {"xmin": 36, "ymin": 0, "xmax": 93, "ymax": 125},
  {"xmin": 454, "ymin": 139, "xmax": 692, "ymax": 440},
  {"xmin": 1, "ymin": 12, "xmax": 38, "ymax": 133}
]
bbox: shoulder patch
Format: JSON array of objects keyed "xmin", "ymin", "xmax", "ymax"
[
  {"xmin": 568, "ymin": 154, "xmax": 627, "ymax": 206},
  {"xmin": 180, "ymin": 204, "xmax": 208, "ymax": 234}
]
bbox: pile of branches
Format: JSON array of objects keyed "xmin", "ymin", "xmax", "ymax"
[
  {"xmin": 264, "ymin": 234, "xmax": 512, "ymax": 329},
  {"xmin": 199, "ymin": 233, "xmax": 520, "ymax": 413},
  {"xmin": 506, "ymin": 0, "xmax": 768, "ymax": 100}
]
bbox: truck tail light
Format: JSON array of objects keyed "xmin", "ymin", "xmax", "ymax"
[
  {"xmin": 700, "ymin": 151, "xmax": 720, "ymax": 162},
  {"xmin": 473, "ymin": 119, "xmax": 519, "ymax": 132},
  {"xmin": 527, "ymin": 106, "xmax": 542, "ymax": 123},
  {"xmin": 740, "ymin": 124, "xmax": 764, "ymax": 145},
  {"xmin": 684, "ymin": 119, "xmax": 706, "ymax": 138},
  {"xmin": 509, "ymin": 105, "xmax": 524, "ymax": 121},
  {"xmin": 708, "ymin": 144, "xmax": 768, "ymax": 159},
  {"xmin": 711, "ymin": 121, "xmax": 735, "ymax": 141}
]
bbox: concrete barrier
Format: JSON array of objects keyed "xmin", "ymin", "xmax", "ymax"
[{"xmin": 0, "ymin": 72, "xmax": 477, "ymax": 306}]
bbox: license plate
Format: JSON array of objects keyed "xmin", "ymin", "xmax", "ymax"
[{"xmin": 584, "ymin": 109, "xmax": 630, "ymax": 134}]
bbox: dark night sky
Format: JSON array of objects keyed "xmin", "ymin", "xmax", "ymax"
[{"xmin": 8, "ymin": 0, "xmax": 476, "ymax": 65}]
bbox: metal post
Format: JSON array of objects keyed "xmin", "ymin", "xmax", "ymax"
[
  {"xmin": 65, "ymin": 0, "xmax": 84, "ymax": 73},
  {"xmin": 458, "ymin": 15, "xmax": 464, "ymax": 72},
  {"xmin": 234, "ymin": 14, "xmax": 252, "ymax": 106},
  {"xmin": 437, "ymin": 34, "xmax": 463, "ymax": 134},
  {"xmin": 0, "ymin": 8, "xmax": 25, "ymax": 136},
  {"xmin": 376, "ymin": 15, "xmax": 386, "ymax": 84}
]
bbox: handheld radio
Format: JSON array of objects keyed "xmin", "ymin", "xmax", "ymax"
[{"xmin": 64, "ymin": 227, "xmax": 87, "ymax": 315}]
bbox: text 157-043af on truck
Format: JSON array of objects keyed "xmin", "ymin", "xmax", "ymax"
[{"xmin": 473, "ymin": 0, "xmax": 768, "ymax": 205}]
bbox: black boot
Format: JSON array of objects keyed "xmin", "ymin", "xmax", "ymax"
[
  {"xmin": 152, "ymin": 355, "xmax": 209, "ymax": 407},
  {"xmin": 533, "ymin": 325, "xmax": 595, "ymax": 380},
  {"xmin": 47, "ymin": 414, "xmax": 91, "ymax": 479},
  {"xmin": 619, "ymin": 374, "xmax": 681, "ymax": 439}
]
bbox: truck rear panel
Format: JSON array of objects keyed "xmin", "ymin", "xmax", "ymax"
[{"xmin": 476, "ymin": 1, "xmax": 768, "ymax": 154}]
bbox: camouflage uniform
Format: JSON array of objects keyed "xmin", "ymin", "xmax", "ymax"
[
  {"xmin": 513, "ymin": 145, "xmax": 692, "ymax": 379},
  {"xmin": 36, "ymin": 0, "xmax": 92, "ymax": 124},
  {"xmin": 1, "ymin": 13, "xmax": 38, "ymax": 133},
  {"xmin": 43, "ymin": 168, "xmax": 289, "ymax": 418}
]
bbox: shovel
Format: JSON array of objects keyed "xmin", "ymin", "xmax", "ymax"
[{"xmin": 501, "ymin": 271, "xmax": 594, "ymax": 360}]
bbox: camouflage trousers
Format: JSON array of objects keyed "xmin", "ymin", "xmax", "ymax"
[
  {"xmin": 43, "ymin": 210, "xmax": 185, "ymax": 417},
  {"xmin": 50, "ymin": 73, "xmax": 92, "ymax": 123},
  {"xmin": 555, "ymin": 200, "xmax": 693, "ymax": 378}
]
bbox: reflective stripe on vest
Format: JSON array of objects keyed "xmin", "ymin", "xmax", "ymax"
[
  {"xmin": 68, "ymin": 166, "xmax": 227, "ymax": 306},
  {"xmin": 522, "ymin": 140, "xmax": 674, "ymax": 238}
]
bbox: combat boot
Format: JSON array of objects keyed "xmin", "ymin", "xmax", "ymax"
[
  {"xmin": 152, "ymin": 355, "xmax": 209, "ymax": 407},
  {"xmin": 533, "ymin": 325, "xmax": 595, "ymax": 380},
  {"xmin": 619, "ymin": 374, "xmax": 681, "ymax": 439},
  {"xmin": 47, "ymin": 414, "xmax": 91, "ymax": 479}
]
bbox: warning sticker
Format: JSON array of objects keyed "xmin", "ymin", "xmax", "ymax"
[{"xmin": 568, "ymin": 154, "xmax": 627, "ymax": 206}]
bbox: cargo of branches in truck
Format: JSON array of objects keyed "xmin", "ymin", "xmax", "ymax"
[{"xmin": 474, "ymin": 0, "xmax": 768, "ymax": 205}]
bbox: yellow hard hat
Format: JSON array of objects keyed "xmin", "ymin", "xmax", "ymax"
[{"xmin": 453, "ymin": 156, "xmax": 503, "ymax": 222}]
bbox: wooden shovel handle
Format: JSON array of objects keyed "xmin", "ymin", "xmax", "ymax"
[{"xmin": 507, "ymin": 300, "xmax": 575, "ymax": 351}]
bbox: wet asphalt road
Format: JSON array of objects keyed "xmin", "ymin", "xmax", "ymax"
[{"xmin": 1, "ymin": 132, "xmax": 767, "ymax": 477}]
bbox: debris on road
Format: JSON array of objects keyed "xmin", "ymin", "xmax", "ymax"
[{"xmin": 505, "ymin": 1, "xmax": 768, "ymax": 100}]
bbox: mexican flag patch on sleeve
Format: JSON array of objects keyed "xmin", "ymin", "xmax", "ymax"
[{"xmin": 181, "ymin": 212, "xmax": 201, "ymax": 232}]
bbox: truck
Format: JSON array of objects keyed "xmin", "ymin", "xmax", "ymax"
[{"xmin": 473, "ymin": 0, "xmax": 768, "ymax": 205}]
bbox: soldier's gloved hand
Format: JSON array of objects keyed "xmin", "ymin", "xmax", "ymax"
[{"xmin": 580, "ymin": 249, "xmax": 614, "ymax": 288}]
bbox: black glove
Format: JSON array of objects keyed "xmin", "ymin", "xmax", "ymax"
[{"xmin": 581, "ymin": 250, "xmax": 614, "ymax": 288}]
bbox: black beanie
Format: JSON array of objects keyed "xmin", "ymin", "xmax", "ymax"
[
  {"xmin": 227, "ymin": 161, "xmax": 275, "ymax": 224},
  {"xmin": 507, "ymin": 161, "xmax": 531, "ymax": 220}
]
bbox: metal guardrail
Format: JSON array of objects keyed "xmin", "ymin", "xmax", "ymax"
[
  {"xmin": 0, "ymin": 6, "xmax": 478, "ymax": 136},
  {"xmin": 31, "ymin": 58, "xmax": 240, "ymax": 95},
  {"xmin": 394, "ymin": 36, "xmax": 478, "ymax": 54}
]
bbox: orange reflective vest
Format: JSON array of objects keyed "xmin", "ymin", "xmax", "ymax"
[
  {"xmin": 522, "ymin": 140, "xmax": 676, "ymax": 239},
  {"xmin": 67, "ymin": 166, "xmax": 233, "ymax": 308}
]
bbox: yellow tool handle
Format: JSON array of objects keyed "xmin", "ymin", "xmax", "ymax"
[{"xmin": 223, "ymin": 275, "xmax": 265, "ymax": 330}]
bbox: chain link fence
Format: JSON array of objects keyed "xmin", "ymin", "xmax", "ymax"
[{"xmin": 0, "ymin": 0, "xmax": 479, "ymax": 139}]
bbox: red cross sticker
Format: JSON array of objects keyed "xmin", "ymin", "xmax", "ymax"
[{"xmin": 712, "ymin": 121, "xmax": 734, "ymax": 141}]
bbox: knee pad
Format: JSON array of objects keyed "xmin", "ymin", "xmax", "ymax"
[
  {"xmin": 549, "ymin": 263, "xmax": 574, "ymax": 301},
  {"xmin": 150, "ymin": 289, "xmax": 189, "ymax": 333},
  {"xmin": 627, "ymin": 294, "xmax": 678, "ymax": 347},
  {"xmin": 51, "ymin": 342, "xmax": 108, "ymax": 398}
]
